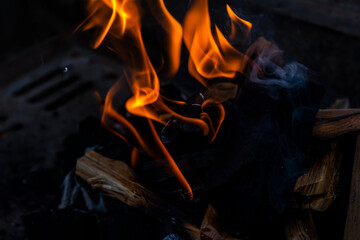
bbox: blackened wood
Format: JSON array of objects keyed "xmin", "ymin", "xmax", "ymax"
[
  {"xmin": 76, "ymin": 151, "xmax": 200, "ymax": 239},
  {"xmin": 344, "ymin": 133, "xmax": 360, "ymax": 240}
]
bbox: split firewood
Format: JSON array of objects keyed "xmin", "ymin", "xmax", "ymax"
[
  {"xmin": 199, "ymin": 205, "xmax": 239, "ymax": 240},
  {"xmin": 313, "ymin": 109, "xmax": 360, "ymax": 138},
  {"xmin": 284, "ymin": 209, "xmax": 318, "ymax": 240},
  {"xmin": 294, "ymin": 142, "xmax": 341, "ymax": 212},
  {"xmin": 344, "ymin": 133, "xmax": 360, "ymax": 240},
  {"xmin": 316, "ymin": 109, "xmax": 360, "ymax": 119},
  {"xmin": 76, "ymin": 150, "xmax": 200, "ymax": 239}
]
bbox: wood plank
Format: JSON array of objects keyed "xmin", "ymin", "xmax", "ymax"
[{"xmin": 344, "ymin": 133, "xmax": 360, "ymax": 240}]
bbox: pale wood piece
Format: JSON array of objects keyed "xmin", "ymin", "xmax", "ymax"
[
  {"xmin": 295, "ymin": 142, "xmax": 341, "ymax": 212},
  {"xmin": 76, "ymin": 150, "xmax": 155, "ymax": 208},
  {"xmin": 313, "ymin": 110, "xmax": 360, "ymax": 138},
  {"xmin": 76, "ymin": 150, "xmax": 200, "ymax": 239},
  {"xmin": 344, "ymin": 133, "xmax": 360, "ymax": 240},
  {"xmin": 284, "ymin": 210, "xmax": 318, "ymax": 240},
  {"xmin": 199, "ymin": 205, "xmax": 239, "ymax": 240}
]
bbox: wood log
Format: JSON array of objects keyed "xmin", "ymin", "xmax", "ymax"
[
  {"xmin": 284, "ymin": 209, "xmax": 318, "ymax": 240},
  {"xmin": 316, "ymin": 109, "xmax": 360, "ymax": 119},
  {"xmin": 199, "ymin": 205, "xmax": 239, "ymax": 240},
  {"xmin": 76, "ymin": 150, "xmax": 200, "ymax": 239},
  {"xmin": 344, "ymin": 133, "xmax": 360, "ymax": 240},
  {"xmin": 313, "ymin": 109, "xmax": 360, "ymax": 138},
  {"xmin": 294, "ymin": 142, "xmax": 341, "ymax": 212}
]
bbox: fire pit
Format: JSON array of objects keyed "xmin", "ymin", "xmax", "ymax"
[{"xmin": 1, "ymin": 0, "xmax": 360, "ymax": 239}]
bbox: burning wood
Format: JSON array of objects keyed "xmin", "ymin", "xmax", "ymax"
[
  {"xmin": 70, "ymin": 0, "xmax": 360, "ymax": 238},
  {"xmin": 76, "ymin": 150, "xmax": 200, "ymax": 239},
  {"xmin": 75, "ymin": 119, "xmax": 358, "ymax": 239}
]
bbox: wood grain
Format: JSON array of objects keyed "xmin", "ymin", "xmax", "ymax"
[{"xmin": 313, "ymin": 110, "xmax": 360, "ymax": 138}]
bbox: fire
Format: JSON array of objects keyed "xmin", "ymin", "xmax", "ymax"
[
  {"xmin": 79, "ymin": 0, "xmax": 253, "ymax": 200},
  {"xmin": 226, "ymin": 4, "xmax": 252, "ymax": 41},
  {"xmin": 183, "ymin": 0, "xmax": 251, "ymax": 86}
]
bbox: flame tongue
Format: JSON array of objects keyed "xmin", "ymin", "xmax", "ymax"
[
  {"xmin": 183, "ymin": 0, "xmax": 251, "ymax": 85},
  {"xmin": 226, "ymin": 4, "xmax": 252, "ymax": 41},
  {"xmin": 146, "ymin": 0, "xmax": 183, "ymax": 76},
  {"xmin": 80, "ymin": 0, "xmax": 254, "ymax": 200}
]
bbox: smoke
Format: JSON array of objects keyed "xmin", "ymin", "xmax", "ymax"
[{"xmin": 250, "ymin": 54, "xmax": 308, "ymax": 89}]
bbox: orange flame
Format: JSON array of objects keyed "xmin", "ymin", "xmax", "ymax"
[
  {"xmin": 146, "ymin": 0, "xmax": 183, "ymax": 76},
  {"xmin": 183, "ymin": 0, "xmax": 251, "ymax": 86},
  {"xmin": 226, "ymin": 4, "xmax": 252, "ymax": 41},
  {"xmin": 102, "ymin": 80, "xmax": 194, "ymax": 199},
  {"xmin": 80, "ymin": 0, "xmax": 254, "ymax": 200},
  {"xmin": 81, "ymin": 0, "xmax": 194, "ymax": 199}
]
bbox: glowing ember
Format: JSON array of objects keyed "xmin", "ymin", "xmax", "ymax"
[{"xmin": 78, "ymin": 0, "xmax": 254, "ymax": 200}]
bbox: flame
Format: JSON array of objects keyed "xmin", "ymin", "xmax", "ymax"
[
  {"xmin": 80, "ymin": 0, "xmax": 254, "ymax": 200},
  {"xmin": 226, "ymin": 4, "xmax": 252, "ymax": 41},
  {"xmin": 102, "ymin": 81, "xmax": 194, "ymax": 199},
  {"xmin": 183, "ymin": 0, "xmax": 251, "ymax": 86},
  {"xmin": 146, "ymin": 0, "xmax": 183, "ymax": 76},
  {"xmin": 200, "ymin": 99, "xmax": 225, "ymax": 143}
]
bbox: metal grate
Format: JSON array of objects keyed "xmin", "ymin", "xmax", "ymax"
[{"xmin": 0, "ymin": 44, "xmax": 124, "ymax": 182}]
